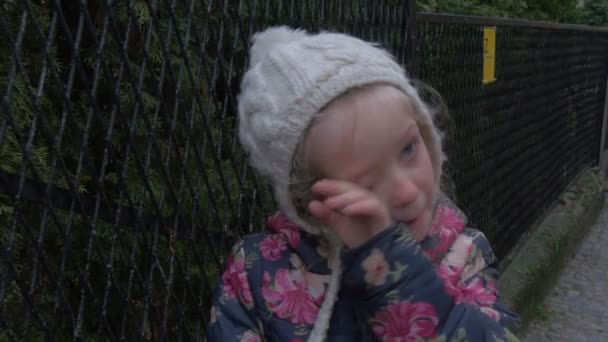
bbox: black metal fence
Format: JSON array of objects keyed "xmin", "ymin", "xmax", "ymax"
[
  {"xmin": 0, "ymin": 1, "xmax": 607, "ymax": 340},
  {"xmin": 416, "ymin": 14, "xmax": 608, "ymax": 258}
]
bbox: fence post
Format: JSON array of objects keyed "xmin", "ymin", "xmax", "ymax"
[
  {"xmin": 406, "ymin": 0, "xmax": 419, "ymax": 77},
  {"xmin": 599, "ymin": 73, "xmax": 608, "ymax": 175}
]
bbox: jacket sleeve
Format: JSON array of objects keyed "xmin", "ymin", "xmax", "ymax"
[
  {"xmin": 456, "ymin": 230, "xmax": 520, "ymax": 330},
  {"xmin": 206, "ymin": 240, "xmax": 264, "ymax": 342},
  {"xmin": 341, "ymin": 224, "xmax": 521, "ymax": 341}
]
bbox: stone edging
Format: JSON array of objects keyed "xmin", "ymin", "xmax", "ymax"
[{"xmin": 496, "ymin": 166, "xmax": 605, "ymax": 334}]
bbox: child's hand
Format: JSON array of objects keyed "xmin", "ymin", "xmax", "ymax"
[{"xmin": 308, "ymin": 179, "xmax": 392, "ymax": 249}]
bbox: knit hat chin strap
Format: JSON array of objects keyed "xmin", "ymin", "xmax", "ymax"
[{"xmin": 308, "ymin": 236, "xmax": 342, "ymax": 342}]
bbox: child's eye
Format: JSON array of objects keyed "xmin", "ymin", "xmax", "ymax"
[{"xmin": 401, "ymin": 143, "xmax": 416, "ymax": 159}]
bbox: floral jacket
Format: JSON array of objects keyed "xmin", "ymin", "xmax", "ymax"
[{"xmin": 206, "ymin": 197, "xmax": 520, "ymax": 341}]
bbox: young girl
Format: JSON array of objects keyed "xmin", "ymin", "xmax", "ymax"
[{"xmin": 206, "ymin": 27, "xmax": 520, "ymax": 341}]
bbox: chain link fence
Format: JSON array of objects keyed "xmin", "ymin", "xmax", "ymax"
[
  {"xmin": 0, "ymin": 0, "xmax": 413, "ymax": 340},
  {"xmin": 416, "ymin": 13, "xmax": 608, "ymax": 258},
  {"xmin": 1, "ymin": 1, "xmax": 607, "ymax": 340}
]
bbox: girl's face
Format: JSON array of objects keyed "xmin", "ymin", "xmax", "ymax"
[{"xmin": 306, "ymin": 85, "xmax": 437, "ymax": 241}]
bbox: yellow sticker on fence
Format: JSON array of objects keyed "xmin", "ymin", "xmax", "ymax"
[{"xmin": 483, "ymin": 27, "xmax": 496, "ymax": 84}]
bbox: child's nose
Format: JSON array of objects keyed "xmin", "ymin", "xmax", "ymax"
[{"xmin": 390, "ymin": 168, "xmax": 418, "ymax": 207}]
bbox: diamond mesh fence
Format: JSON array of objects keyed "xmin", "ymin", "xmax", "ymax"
[
  {"xmin": 416, "ymin": 14, "xmax": 608, "ymax": 258},
  {"xmin": 0, "ymin": 1, "xmax": 607, "ymax": 341},
  {"xmin": 0, "ymin": 0, "xmax": 412, "ymax": 340}
]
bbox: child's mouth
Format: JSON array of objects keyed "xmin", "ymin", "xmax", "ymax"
[
  {"xmin": 396, "ymin": 215, "xmax": 418, "ymax": 227},
  {"xmin": 405, "ymin": 217, "xmax": 418, "ymax": 227}
]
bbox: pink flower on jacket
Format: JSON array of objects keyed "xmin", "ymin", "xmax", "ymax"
[
  {"xmin": 259, "ymin": 234, "xmax": 288, "ymax": 260},
  {"xmin": 437, "ymin": 263, "xmax": 462, "ymax": 291},
  {"xmin": 461, "ymin": 245, "xmax": 489, "ymax": 281},
  {"xmin": 239, "ymin": 330, "xmax": 262, "ymax": 342},
  {"xmin": 221, "ymin": 254, "xmax": 254, "ymax": 308},
  {"xmin": 426, "ymin": 206, "xmax": 466, "ymax": 262},
  {"xmin": 437, "ymin": 263, "xmax": 497, "ymax": 306},
  {"xmin": 481, "ymin": 306, "xmax": 501, "ymax": 321},
  {"xmin": 262, "ymin": 269, "xmax": 321, "ymax": 325},
  {"xmin": 443, "ymin": 235, "xmax": 474, "ymax": 269},
  {"xmin": 458, "ymin": 277, "xmax": 497, "ymax": 306},
  {"xmin": 289, "ymin": 254, "xmax": 329, "ymax": 299},
  {"xmin": 362, "ymin": 248, "xmax": 390, "ymax": 286},
  {"xmin": 267, "ymin": 212, "xmax": 301, "ymax": 248},
  {"xmin": 370, "ymin": 300, "xmax": 439, "ymax": 340}
]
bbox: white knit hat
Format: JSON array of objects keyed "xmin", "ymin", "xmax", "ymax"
[{"xmin": 237, "ymin": 26, "xmax": 443, "ymax": 341}]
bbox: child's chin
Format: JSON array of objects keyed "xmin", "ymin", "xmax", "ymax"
[{"xmin": 404, "ymin": 215, "xmax": 432, "ymax": 241}]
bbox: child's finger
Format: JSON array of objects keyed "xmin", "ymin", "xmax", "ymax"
[
  {"xmin": 311, "ymin": 179, "xmax": 358, "ymax": 197},
  {"xmin": 308, "ymin": 200, "xmax": 340, "ymax": 226},
  {"xmin": 324, "ymin": 189, "xmax": 367, "ymax": 210},
  {"xmin": 342, "ymin": 197, "xmax": 385, "ymax": 218},
  {"xmin": 308, "ymin": 200, "xmax": 351, "ymax": 233}
]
